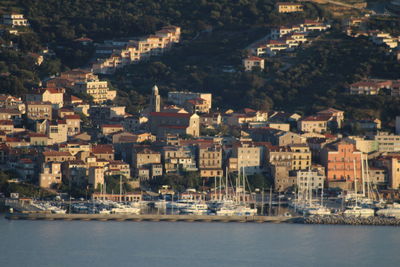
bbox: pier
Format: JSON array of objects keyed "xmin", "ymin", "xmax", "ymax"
[{"xmin": 4, "ymin": 212, "xmax": 301, "ymax": 223}]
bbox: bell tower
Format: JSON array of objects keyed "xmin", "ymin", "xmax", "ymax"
[{"xmin": 150, "ymin": 85, "xmax": 161, "ymax": 112}]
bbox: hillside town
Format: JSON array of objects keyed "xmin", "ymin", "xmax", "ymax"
[
  {"xmin": 1, "ymin": 65, "xmax": 400, "ymax": 202},
  {"xmin": 4, "ymin": 2, "xmax": 400, "ymax": 267},
  {"xmin": 1, "ymin": 1, "xmax": 400, "ymax": 221}
]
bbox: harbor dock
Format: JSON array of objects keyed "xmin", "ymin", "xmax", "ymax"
[{"xmin": 4, "ymin": 212, "xmax": 301, "ymax": 223}]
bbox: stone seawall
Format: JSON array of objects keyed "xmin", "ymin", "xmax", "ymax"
[
  {"xmin": 5, "ymin": 212, "xmax": 302, "ymax": 224},
  {"xmin": 304, "ymin": 215, "xmax": 400, "ymax": 226}
]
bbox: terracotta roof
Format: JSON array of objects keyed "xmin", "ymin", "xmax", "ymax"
[
  {"xmin": 267, "ymin": 40, "xmax": 286, "ymax": 45},
  {"xmin": 150, "ymin": 112, "xmax": 191, "ymax": 118},
  {"xmin": 101, "ymin": 124, "xmax": 123, "ymax": 128},
  {"xmin": 70, "ymin": 95, "xmax": 82, "ymax": 101},
  {"xmin": 28, "ymin": 133, "xmax": 47, "ymax": 137},
  {"xmin": 59, "ymin": 108, "xmax": 74, "ymax": 112},
  {"xmin": 302, "ymin": 115, "xmax": 331, "ymax": 122},
  {"xmin": 245, "ymin": 56, "xmax": 264, "ymax": 61},
  {"xmin": 6, "ymin": 137, "xmax": 22, "ymax": 142},
  {"xmin": 350, "ymin": 80, "xmax": 392, "ymax": 88},
  {"xmin": 19, "ymin": 158, "xmax": 33, "ymax": 164},
  {"xmin": 276, "ymin": 2, "xmax": 302, "ymax": 6},
  {"xmin": 43, "ymin": 151, "xmax": 72, "ymax": 157},
  {"xmin": 0, "ymin": 120, "xmax": 13, "ymax": 125},
  {"xmin": 317, "ymin": 108, "xmax": 344, "ymax": 114},
  {"xmin": 62, "ymin": 69, "xmax": 92, "ymax": 75},
  {"xmin": 64, "ymin": 115, "xmax": 81, "ymax": 120},
  {"xmin": 138, "ymin": 148, "xmax": 159, "ymax": 154},
  {"xmin": 243, "ymin": 108, "xmax": 257, "ymax": 114},
  {"xmin": 186, "ymin": 98, "xmax": 206, "ymax": 105},
  {"xmin": 26, "ymin": 101, "xmax": 52, "ymax": 105},
  {"xmin": 160, "ymin": 125, "xmax": 187, "ymax": 129},
  {"xmin": 74, "ymin": 37, "xmax": 93, "ymax": 42},
  {"xmin": 92, "ymin": 144, "xmax": 114, "ymax": 154},
  {"xmin": 67, "ymin": 160, "xmax": 86, "ymax": 165}
]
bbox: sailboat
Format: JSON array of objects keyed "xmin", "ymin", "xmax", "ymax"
[
  {"xmin": 343, "ymin": 159, "xmax": 374, "ymax": 217},
  {"xmin": 215, "ymin": 167, "xmax": 257, "ymax": 216},
  {"xmin": 307, "ymin": 181, "xmax": 331, "ymax": 216}
]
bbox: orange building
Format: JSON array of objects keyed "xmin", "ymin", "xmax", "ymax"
[{"xmin": 321, "ymin": 140, "xmax": 363, "ymax": 183}]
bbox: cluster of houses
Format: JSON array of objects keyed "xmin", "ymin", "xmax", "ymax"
[
  {"xmin": 243, "ymin": 19, "xmax": 331, "ymax": 71},
  {"xmin": 253, "ymin": 19, "xmax": 330, "ymax": 57},
  {"xmin": 91, "ymin": 25, "xmax": 181, "ymax": 74},
  {"xmin": 2, "ymin": 77, "xmax": 400, "ymax": 199},
  {"xmin": 344, "ymin": 16, "xmax": 400, "ymax": 61},
  {"xmin": 349, "ymin": 79, "xmax": 400, "ymax": 96}
]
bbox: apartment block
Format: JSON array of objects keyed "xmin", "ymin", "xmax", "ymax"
[
  {"xmin": 39, "ymin": 162, "xmax": 62, "ymax": 188},
  {"xmin": 320, "ymin": 140, "xmax": 363, "ymax": 183},
  {"xmin": 199, "ymin": 145, "xmax": 223, "ymax": 178}
]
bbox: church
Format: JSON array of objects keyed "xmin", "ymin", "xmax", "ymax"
[{"xmin": 147, "ymin": 85, "xmax": 200, "ymax": 138}]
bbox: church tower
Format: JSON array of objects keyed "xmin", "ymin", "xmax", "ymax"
[{"xmin": 150, "ymin": 85, "xmax": 161, "ymax": 112}]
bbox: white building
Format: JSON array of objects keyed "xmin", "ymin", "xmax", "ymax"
[
  {"xmin": 3, "ymin": 14, "xmax": 29, "ymax": 27},
  {"xmin": 297, "ymin": 169, "xmax": 325, "ymax": 193}
]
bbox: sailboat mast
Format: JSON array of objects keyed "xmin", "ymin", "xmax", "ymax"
[
  {"xmin": 353, "ymin": 159, "xmax": 358, "ymax": 206},
  {"xmin": 308, "ymin": 172, "xmax": 311, "ymax": 206},
  {"xmin": 361, "ymin": 154, "xmax": 366, "ymax": 197},
  {"xmin": 225, "ymin": 167, "xmax": 228, "ymax": 200},
  {"xmin": 119, "ymin": 175, "xmax": 122, "ymax": 202},
  {"xmin": 365, "ymin": 157, "xmax": 371, "ymax": 200},
  {"xmin": 321, "ymin": 175, "xmax": 324, "ymax": 207}
]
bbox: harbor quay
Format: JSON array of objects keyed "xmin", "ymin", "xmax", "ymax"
[
  {"xmin": 4, "ymin": 212, "xmax": 301, "ymax": 224},
  {"xmin": 6, "ymin": 212, "xmax": 400, "ymax": 226}
]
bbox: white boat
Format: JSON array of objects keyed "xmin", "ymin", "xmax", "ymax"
[
  {"xmin": 307, "ymin": 206, "xmax": 331, "ymax": 216},
  {"xmin": 343, "ymin": 206, "xmax": 375, "ymax": 217},
  {"xmin": 215, "ymin": 204, "xmax": 257, "ymax": 216},
  {"xmin": 111, "ymin": 206, "xmax": 140, "ymax": 214},
  {"xmin": 180, "ymin": 203, "xmax": 209, "ymax": 215},
  {"xmin": 51, "ymin": 208, "xmax": 67, "ymax": 214},
  {"xmin": 234, "ymin": 206, "xmax": 257, "ymax": 216},
  {"xmin": 377, "ymin": 203, "xmax": 400, "ymax": 218},
  {"xmin": 154, "ymin": 200, "xmax": 167, "ymax": 209},
  {"xmin": 216, "ymin": 206, "xmax": 237, "ymax": 216},
  {"xmin": 167, "ymin": 199, "xmax": 195, "ymax": 209},
  {"xmin": 98, "ymin": 209, "xmax": 111, "ymax": 214}
]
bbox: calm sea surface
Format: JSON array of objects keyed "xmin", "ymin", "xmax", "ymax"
[{"xmin": 1, "ymin": 215, "xmax": 400, "ymax": 267}]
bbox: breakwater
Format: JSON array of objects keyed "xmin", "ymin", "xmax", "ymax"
[
  {"xmin": 304, "ymin": 215, "xmax": 400, "ymax": 226},
  {"xmin": 5, "ymin": 212, "xmax": 302, "ymax": 223}
]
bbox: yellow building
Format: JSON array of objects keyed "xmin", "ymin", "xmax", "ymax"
[
  {"xmin": 74, "ymin": 79, "xmax": 116, "ymax": 103},
  {"xmin": 26, "ymin": 88, "xmax": 64, "ymax": 109},
  {"xmin": 26, "ymin": 101, "xmax": 52, "ymax": 121},
  {"xmin": 298, "ymin": 115, "xmax": 330, "ymax": 133},
  {"xmin": 101, "ymin": 124, "xmax": 124, "ymax": 136},
  {"xmin": 47, "ymin": 120, "xmax": 68, "ymax": 144},
  {"xmin": 276, "ymin": 2, "xmax": 304, "ymax": 13},
  {"xmin": 199, "ymin": 145, "xmax": 223, "ymax": 178},
  {"xmin": 267, "ymin": 144, "xmax": 311, "ymax": 171},
  {"xmin": 39, "ymin": 162, "xmax": 62, "ymax": 188}
]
